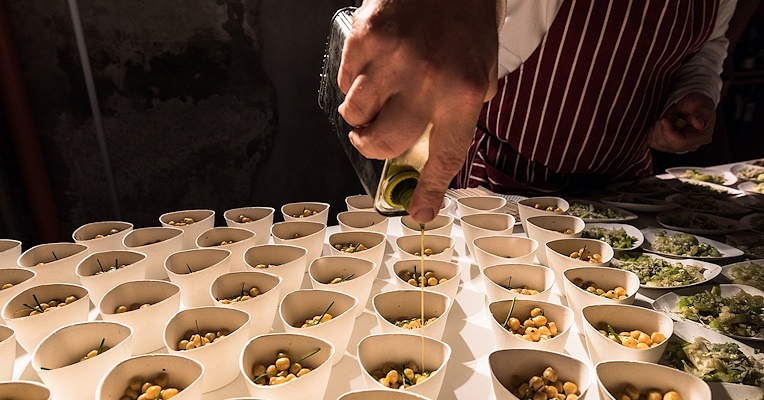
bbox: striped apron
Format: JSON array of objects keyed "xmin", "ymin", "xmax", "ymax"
[{"xmin": 455, "ymin": 0, "xmax": 719, "ymax": 193}]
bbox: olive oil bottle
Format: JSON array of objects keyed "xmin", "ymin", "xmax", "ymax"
[{"xmin": 374, "ymin": 122, "xmax": 433, "ymax": 216}]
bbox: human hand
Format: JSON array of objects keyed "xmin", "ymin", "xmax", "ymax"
[
  {"xmin": 337, "ymin": 0, "xmax": 499, "ymax": 223},
  {"xmin": 647, "ymin": 93, "xmax": 715, "ymax": 154}
]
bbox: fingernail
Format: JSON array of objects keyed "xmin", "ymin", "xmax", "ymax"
[{"xmin": 412, "ymin": 208, "xmax": 434, "ymax": 224}]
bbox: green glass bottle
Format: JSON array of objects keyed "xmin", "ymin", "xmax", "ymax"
[{"xmin": 374, "ymin": 123, "xmax": 432, "ymax": 216}]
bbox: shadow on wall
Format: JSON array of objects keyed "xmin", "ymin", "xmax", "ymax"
[{"xmin": 3, "ymin": 0, "xmax": 362, "ymax": 244}]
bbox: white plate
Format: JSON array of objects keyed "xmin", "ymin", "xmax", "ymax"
[
  {"xmin": 726, "ymin": 232, "xmax": 764, "ymax": 259},
  {"xmin": 564, "ymin": 199, "xmax": 638, "ymax": 223},
  {"xmin": 731, "ymin": 163, "xmax": 764, "ymax": 183},
  {"xmin": 653, "ymin": 284, "xmax": 764, "ymax": 342},
  {"xmin": 732, "ymin": 195, "xmax": 764, "ymax": 213},
  {"xmin": 661, "ymin": 320, "xmax": 764, "ymax": 400},
  {"xmin": 665, "ymin": 193, "xmax": 751, "ymax": 216},
  {"xmin": 581, "ymin": 222, "xmax": 643, "ymax": 251},
  {"xmin": 640, "ymin": 227, "xmax": 744, "ymax": 260},
  {"xmin": 656, "ymin": 210, "xmax": 752, "ymax": 236},
  {"xmin": 674, "ymin": 179, "xmax": 745, "ymax": 198},
  {"xmin": 667, "ymin": 166, "xmax": 738, "ymax": 186},
  {"xmin": 742, "ymin": 213, "xmax": 764, "ymax": 234},
  {"xmin": 611, "ymin": 251, "xmax": 722, "ymax": 290},
  {"xmin": 739, "ymin": 181, "xmax": 764, "ymax": 195},
  {"xmin": 601, "ymin": 194, "xmax": 677, "ymax": 213},
  {"xmin": 606, "ymin": 176, "xmax": 680, "ymax": 196},
  {"xmin": 721, "ymin": 259, "xmax": 764, "ymax": 292}
]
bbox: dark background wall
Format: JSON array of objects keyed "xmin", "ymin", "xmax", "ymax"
[{"xmin": 0, "ymin": 0, "xmax": 364, "ymax": 245}]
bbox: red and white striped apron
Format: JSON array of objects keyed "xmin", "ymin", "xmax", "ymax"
[{"xmin": 455, "ymin": 0, "xmax": 719, "ymax": 193}]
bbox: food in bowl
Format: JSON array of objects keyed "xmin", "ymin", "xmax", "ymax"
[
  {"xmin": 93, "ymin": 259, "xmax": 131, "ymax": 275},
  {"xmin": 569, "ymin": 246, "xmax": 603, "ymax": 263},
  {"xmin": 665, "ymin": 336, "xmax": 764, "ymax": 387},
  {"xmin": 511, "ymin": 366, "xmax": 580, "ymax": 400},
  {"xmin": 334, "ymin": 243, "xmax": 368, "ymax": 253},
  {"xmin": 610, "ymin": 384, "xmax": 681, "ymax": 400},
  {"xmin": 597, "ymin": 325, "xmax": 666, "ymax": 349},
  {"xmin": 167, "ymin": 217, "xmax": 195, "ymax": 226},
  {"xmin": 398, "ymin": 268, "xmax": 448, "ymax": 287},
  {"xmin": 216, "ymin": 285, "xmax": 262, "ymax": 304},
  {"xmin": 15, "ymin": 294, "xmax": 79, "ymax": 317},
  {"xmin": 650, "ymin": 231, "xmax": 721, "ymax": 257},
  {"xmin": 327, "ymin": 274, "xmax": 355, "ymax": 284},
  {"xmin": 565, "ymin": 202, "xmax": 625, "ymax": 220},
  {"xmin": 122, "ymin": 372, "xmax": 180, "ymax": 399},
  {"xmin": 677, "ymin": 286, "xmax": 764, "ymax": 339},
  {"xmin": 393, "ymin": 317, "xmax": 437, "ymax": 330},
  {"xmin": 251, "ymin": 349, "xmax": 319, "ymax": 385},
  {"xmin": 92, "ymin": 228, "xmax": 122, "ymax": 240},
  {"xmin": 502, "ymin": 306, "xmax": 559, "ymax": 342},
  {"xmin": 294, "ymin": 209, "xmax": 319, "ymax": 218},
  {"xmin": 114, "ymin": 303, "xmax": 152, "ymax": 313},
  {"xmin": 612, "ymin": 254, "xmax": 704, "ymax": 287},
  {"xmin": 725, "ymin": 262, "xmax": 764, "ymax": 291},
  {"xmin": 581, "ymin": 227, "xmax": 637, "ymax": 249},
  {"xmin": 79, "ymin": 338, "xmax": 109, "ymax": 362},
  {"xmin": 176, "ymin": 328, "xmax": 230, "ymax": 350},
  {"xmin": 300, "ymin": 303, "xmax": 334, "ymax": 328},
  {"xmin": 371, "ymin": 362, "xmax": 432, "ymax": 388},
  {"xmin": 535, "ymin": 204, "xmax": 564, "ymax": 213},
  {"xmin": 571, "ymin": 278, "xmax": 627, "ymax": 300},
  {"xmin": 681, "ymin": 168, "xmax": 725, "ymax": 185}
]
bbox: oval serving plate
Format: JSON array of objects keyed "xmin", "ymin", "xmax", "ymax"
[
  {"xmin": 726, "ymin": 232, "xmax": 764, "ymax": 259},
  {"xmin": 667, "ymin": 166, "xmax": 738, "ymax": 186},
  {"xmin": 742, "ymin": 213, "xmax": 764, "ymax": 234},
  {"xmin": 611, "ymin": 251, "xmax": 722, "ymax": 290},
  {"xmin": 606, "ymin": 176, "xmax": 680, "ymax": 196},
  {"xmin": 657, "ymin": 210, "xmax": 752, "ymax": 236},
  {"xmin": 664, "ymin": 193, "xmax": 751, "ymax": 217},
  {"xmin": 721, "ymin": 259, "xmax": 764, "ymax": 292},
  {"xmin": 732, "ymin": 195, "xmax": 764, "ymax": 213},
  {"xmin": 653, "ymin": 284, "xmax": 764, "ymax": 342},
  {"xmin": 731, "ymin": 163, "xmax": 764, "ymax": 183},
  {"xmin": 564, "ymin": 199, "xmax": 638, "ymax": 223},
  {"xmin": 581, "ymin": 223, "xmax": 643, "ymax": 251},
  {"xmin": 659, "ymin": 320, "xmax": 764, "ymax": 400},
  {"xmin": 739, "ymin": 181, "xmax": 764, "ymax": 195},
  {"xmin": 674, "ymin": 179, "xmax": 745, "ymax": 198},
  {"xmin": 640, "ymin": 227, "xmax": 744, "ymax": 260},
  {"xmin": 600, "ymin": 194, "xmax": 677, "ymax": 213}
]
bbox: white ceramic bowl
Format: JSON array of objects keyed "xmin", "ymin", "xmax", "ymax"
[
  {"xmin": 489, "ymin": 348, "xmax": 592, "ymax": 400},
  {"xmin": 72, "ymin": 221, "xmax": 133, "ymax": 254},
  {"xmin": 195, "ymin": 226, "xmax": 257, "ymax": 271},
  {"xmin": 488, "ymin": 298, "xmax": 574, "ymax": 353},
  {"xmin": 336, "ymin": 210, "xmax": 390, "ymax": 235},
  {"xmin": 372, "ymin": 289, "xmax": 451, "ymax": 340},
  {"xmin": 270, "ymin": 220, "xmax": 327, "ymax": 264},
  {"xmin": 0, "ymin": 239, "xmax": 22, "ymax": 268},
  {"xmin": 460, "ymin": 212, "xmax": 516, "ymax": 256},
  {"xmin": 99, "ymin": 279, "xmax": 181, "ymax": 354},
  {"xmin": 357, "ymin": 333, "xmax": 451, "ymax": 399},
  {"xmin": 243, "ymin": 244, "xmax": 308, "ymax": 300},
  {"xmin": 122, "ymin": 226, "xmax": 184, "ymax": 280},
  {"xmin": 563, "ymin": 266, "xmax": 640, "ymax": 333},
  {"xmin": 596, "ymin": 360, "xmax": 711, "ymax": 400},
  {"xmin": 525, "ymin": 215, "xmax": 585, "ymax": 266},
  {"xmin": 96, "ymin": 353, "xmax": 204, "ymax": 400},
  {"xmin": 391, "ymin": 259, "xmax": 462, "ymax": 300},
  {"xmin": 400, "ymin": 215, "xmax": 454, "ymax": 236},
  {"xmin": 545, "ymin": 238, "xmax": 614, "ymax": 293},
  {"xmin": 438, "ymin": 197, "xmax": 452, "ymax": 216},
  {"xmin": 32, "ymin": 321, "xmax": 133, "ymax": 400},
  {"xmin": 327, "ymin": 231, "xmax": 387, "ymax": 276},
  {"xmin": 279, "ymin": 289, "xmax": 358, "ymax": 365},
  {"xmin": 210, "ymin": 270, "xmax": 282, "ymax": 337},
  {"xmin": 281, "ymin": 202, "xmax": 331, "ymax": 225},
  {"xmin": 2, "ymin": 283, "xmax": 89, "ymax": 353},
  {"xmin": 0, "ymin": 381, "xmax": 50, "ymax": 399},
  {"xmin": 308, "ymin": 256, "xmax": 376, "ymax": 317},
  {"xmin": 517, "ymin": 197, "xmax": 570, "ymax": 232},
  {"xmin": 0, "ymin": 267, "xmax": 36, "ymax": 324},
  {"xmin": 75, "ymin": 250, "xmax": 147, "ymax": 306},
  {"xmin": 482, "ymin": 263, "xmax": 555, "ymax": 303},
  {"xmin": 223, "ymin": 206, "xmax": 275, "ymax": 245},
  {"xmin": 456, "ymin": 195, "xmax": 507, "ymax": 217},
  {"xmin": 345, "ymin": 194, "xmax": 374, "ymax": 211},
  {"xmin": 164, "ymin": 306, "xmax": 251, "ymax": 392},
  {"xmin": 239, "ymin": 333, "xmax": 335, "ymax": 399},
  {"xmin": 165, "ymin": 248, "xmax": 231, "ymax": 308},
  {"xmin": 337, "ymin": 389, "xmax": 431, "ymax": 400},
  {"xmin": 17, "ymin": 242, "xmax": 88, "ymax": 285},
  {"xmin": 0, "ymin": 325, "xmax": 15, "ymax": 380},
  {"xmin": 472, "ymin": 236, "xmax": 539, "ymax": 270},
  {"xmin": 159, "ymin": 209, "xmax": 215, "ymax": 250},
  {"xmin": 395, "ymin": 234, "xmax": 455, "ymax": 262},
  {"xmin": 581, "ymin": 303, "xmax": 673, "ymax": 365}
]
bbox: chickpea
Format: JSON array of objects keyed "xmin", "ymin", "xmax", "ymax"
[
  {"xmin": 1, "ymin": 283, "xmax": 13, "ymax": 290},
  {"xmin": 216, "ymin": 285, "xmax": 262, "ymax": 304},
  {"xmin": 238, "ymin": 215, "xmax": 252, "ymax": 223},
  {"xmin": 335, "ymin": 242, "xmax": 368, "ymax": 253},
  {"xmin": 543, "ymin": 367, "xmax": 558, "ymax": 382}
]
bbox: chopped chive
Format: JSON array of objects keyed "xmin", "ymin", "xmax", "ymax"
[
  {"xmin": 97, "ymin": 259, "xmax": 105, "ymax": 273},
  {"xmin": 339, "ymin": 273, "xmax": 355, "ymax": 283},
  {"xmin": 241, "ymin": 283, "xmax": 246, "ymax": 297},
  {"xmin": 507, "ymin": 276, "xmax": 512, "ymax": 289},
  {"xmin": 253, "ymin": 372, "xmax": 275, "ymax": 383},
  {"xmin": 502, "ymin": 297, "xmax": 517, "ymax": 329},
  {"xmin": 40, "ymin": 367, "xmax": 51, "ymax": 371},
  {"xmin": 413, "ymin": 265, "xmax": 418, "ymax": 283},
  {"xmin": 23, "ymin": 303, "xmax": 44, "ymax": 314},
  {"xmin": 115, "ymin": 258, "xmax": 118, "ymax": 268},
  {"xmin": 186, "ymin": 263, "xmax": 193, "ymax": 274},
  {"xmin": 351, "ymin": 243, "xmax": 362, "ymax": 253},
  {"xmin": 51, "ymin": 251, "xmax": 58, "ymax": 260},
  {"xmin": 96, "ymin": 338, "xmax": 105, "ymax": 355},
  {"xmin": 315, "ymin": 301, "xmax": 334, "ymax": 326},
  {"xmin": 291, "ymin": 348, "xmax": 321, "ymax": 368},
  {"xmin": 195, "ymin": 320, "xmax": 201, "ymax": 336},
  {"xmin": 607, "ymin": 324, "xmax": 623, "ymax": 345},
  {"xmin": 33, "ymin": 294, "xmax": 44, "ymax": 312}
]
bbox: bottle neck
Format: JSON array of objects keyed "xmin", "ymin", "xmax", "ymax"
[{"xmin": 387, "ymin": 173, "xmax": 418, "ymax": 211}]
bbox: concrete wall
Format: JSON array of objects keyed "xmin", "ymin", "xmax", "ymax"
[{"xmin": 4, "ymin": 0, "xmax": 363, "ymax": 242}]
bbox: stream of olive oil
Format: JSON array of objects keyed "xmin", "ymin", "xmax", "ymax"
[{"xmin": 419, "ymin": 224, "xmax": 425, "ymax": 372}]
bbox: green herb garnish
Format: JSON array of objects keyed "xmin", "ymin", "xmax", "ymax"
[
  {"xmin": 96, "ymin": 338, "xmax": 105, "ymax": 355},
  {"xmin": 502, "ymin": 297, "xmax": 517, "ymax": 329},
  {"xmin": 315, "ymin": 301, "xmax": 334, "ymax": 326},
  {"xmin": 186, "ymin": 263, "xmax": 193, "ymax": 274},
  {"xmin": 51, "ymin": 251, "xmax": 58, "ymax": 260},
  {"xmin": 607, "ymin": 324, "xmax": 622, "ymax": 345},
  {"xmin": 97, "ymin": 259, "xmax": 105, "ymax": 273}
]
